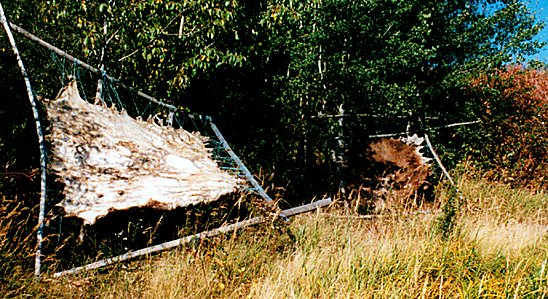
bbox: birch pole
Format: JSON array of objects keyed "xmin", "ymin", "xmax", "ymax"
[
  {"xmin": 208, "ymin": 118, "xmax": 289, "ymax": 222},
  {"xmin": 54, "ymin": 198, "xmax": 332, "ymax": 277},
  {"xmin": 0, "ymin": 3, "xmax": 48, "ymax": 278},
  {"xmin": 423, "ymin": 133, "xmax": 461, "ymax": 196},
  {"xmin": 95, "ymin": 19, "xmax": 107, "ymax": 104},
  {"xmin": 8, "ymin": 22, "xmax": 177, "ymax": 111}
]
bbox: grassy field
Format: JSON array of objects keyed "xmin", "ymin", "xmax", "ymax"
[{"xmin": 2, "ymin": 177, "xmax": 548, "ymax": 298}]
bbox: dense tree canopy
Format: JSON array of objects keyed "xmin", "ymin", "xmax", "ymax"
[{"xmin": 0, "ymin": 0, "xmax": 545, "ymax": 198}]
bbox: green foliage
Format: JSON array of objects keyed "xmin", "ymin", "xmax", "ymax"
[
  {"xmin": 462, "ymin": 65, "xmax": 548, "ymax": 189},
  {"xmin": 0, "ymin": 49, "xmax": 38, "ymax": 175},
  {"xmin": 436, "ymin": 187, "xmax": 460, "ymax": 240},
  {"xmin": 5, "ymin": 0, "xmax": 244, "ymax": 96},
  {"xmin": 0, "ymin": 0, "xmax": 545, "ymax": 198},
  {"xmin": 225, "ymin": 0, "xmax": 544, "ymax": 196}
]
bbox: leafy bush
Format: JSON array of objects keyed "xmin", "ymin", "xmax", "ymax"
[
  {"xmin": 466, "ymin": 65, "xmax": 548, "ymax": 189},
  {"xmin": 3, "ymin": 0, "xmax": 544, "ymax": 200}
]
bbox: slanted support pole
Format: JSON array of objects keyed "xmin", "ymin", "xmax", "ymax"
[
  {"xmin": 53, "ymin": 198, "xmax": 332, "ymax": 277},
  {"xmin": 8, "ymin": 22, "xmax": 177, "ymax": 111},
  {"xmin": 0, "ymin": 3, "xmax": 48, "ymax": 278},
  {"xmin": 208, "ymin": 118, "xmax": 289, "ymax": 222},
  {"xmin": 423, "ymin": 133, "xmax": 463, "ymax": 199},
  {"xmin": 206, "ymin": 116, "xmax": 289, "ymax": 222}
]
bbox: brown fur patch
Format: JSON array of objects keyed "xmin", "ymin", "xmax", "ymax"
[
  {"xmin": 368, "ymin": 137, "xmax": 430, "ymax": 210},
  {"xmin": 345, "ymin": 135, "xmax": 431, "ymax": 212}
]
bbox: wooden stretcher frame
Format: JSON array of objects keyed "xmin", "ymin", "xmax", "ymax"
[{"xmin": 1, "ymin": 17, "xmax": 303, "ymax": 278}]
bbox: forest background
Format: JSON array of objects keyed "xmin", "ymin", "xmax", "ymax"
[{"xmin": 1, "ymin": 0, "xmax": 547, "ymax": 198}]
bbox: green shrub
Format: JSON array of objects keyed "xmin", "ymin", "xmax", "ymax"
[{"xmin": 466, "ymin": 65, "xmax": 548, "ymax": 189}]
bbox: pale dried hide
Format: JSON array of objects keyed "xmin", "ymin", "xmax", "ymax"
[{"xmin": 44, "ymin": 81, "xmax": 238, "ymax": 224}]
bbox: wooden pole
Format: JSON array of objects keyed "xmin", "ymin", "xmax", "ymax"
[
  {"xmin": 423, "ymin": 133, "xmax": 463, "ymax": 199},
  {"xmin": 95, "ymin": 19, "xmax": 107, "ymax": 105},
  {"xmin": 53, "ymin": 198, "xmax": 332, "ymax": 277},
  {"xmin": 311, "ymin": 113, "xmax": 439, "ymax": 120},
  {"xmin": 208, "ymin": 119, "xmax": 289, "ymax": 222},
  {"xmin": 367, "ymin": 120, "xmax": 481, "ymax": 139},
  {"xmin": 8, "ymin": 22, "xmax": 177, "ymax": 111},
  {"xmin": 0, "ymin": 3, "xmax": 48, "ymax": 278}
]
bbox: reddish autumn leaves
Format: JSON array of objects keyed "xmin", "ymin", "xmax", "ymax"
[{"xmin": 469, "ymin": 65, "xmax": 548, "ymax": 189}]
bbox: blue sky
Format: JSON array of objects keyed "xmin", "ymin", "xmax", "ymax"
[{"xmin": 526, "ymin": 1, "xmax": 548, "ymax": 62}]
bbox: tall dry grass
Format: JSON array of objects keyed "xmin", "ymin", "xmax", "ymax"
[
  {"xmin": 3, "ymin": 177, "xmax": 548, "ymax": 298},
  {"xmin": 0, "ymin": 195, "xmax": 40, "ymax": 297}
]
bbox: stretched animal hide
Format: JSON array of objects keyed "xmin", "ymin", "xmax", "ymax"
[
  {"xmin": 368, "ymin": 135, "xmax": 431, "ymax": 206},
  {"xmin": 347, "ymin": 134, "xmax": 431, "ymax": 210},
  {"xmin": 44, "ymin": 81, "xmax": 238, "ymax": 224}
]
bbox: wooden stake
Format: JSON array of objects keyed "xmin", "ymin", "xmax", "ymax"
[
  {"xmin": 423, "ymin": 133, "xmax": 463, "ymax": 199},
  {"xmin": 0, "ymin": 3, "xmax": 48, "ymax": 278}
]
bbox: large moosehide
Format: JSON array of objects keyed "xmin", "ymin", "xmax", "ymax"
[{"xmin": 44, "ymin": 82, "xmax": 238, "ymax": 225}]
